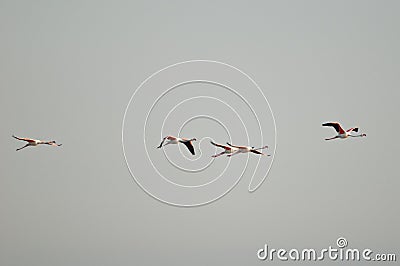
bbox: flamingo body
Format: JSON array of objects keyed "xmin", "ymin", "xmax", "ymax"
[
  {"xmin": 210, "ymin": 141, "xmax": 269, "ymax": 157},
  {"xmin": 12, "ymin": 135, "xmax": 62, "ymax": 151},
  {"xmin": 322, "ymin": 122, "xmax": 366, "ymax": 140},
  {"xmin": 226, "ymin": 142, "xmax": 269, "ymax": 156},
  {"xmin": 157, "ymin": 135, "xmax": 197, "ymax": 155}
]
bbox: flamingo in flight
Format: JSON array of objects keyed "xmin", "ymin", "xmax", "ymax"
[
  {"xmin": 322, "ymin": 122, "xmax": 366, "ymax": 140},
  {"xmin": 210, "ymin": 141, "xmax": 239, "ymax": 158},
  {"xmin": 157, "ymin": 135, "xmax": 197, "ymax": 155},
  {"xmin": 223, "ymin": 142, "xmax": 269, "ymax": 157},
  {"xmin": 12, "ymin": 135, "xmax": 62, "ymax": 151}
]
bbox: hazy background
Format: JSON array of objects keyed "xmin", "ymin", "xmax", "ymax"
[{"xmin": 0, "ymin": 0, "xmax": 399, "ymax": 265}]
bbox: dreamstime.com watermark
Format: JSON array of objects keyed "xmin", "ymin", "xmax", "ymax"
[{"xmin": 257, "ymin": 237, "xmax": 396, "ymax": 262}]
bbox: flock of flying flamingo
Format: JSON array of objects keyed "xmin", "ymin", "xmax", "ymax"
[
  {"xmin": 153, "ymin": 122, "xmax": 366, "ymax": 157},
  {"xmin": 13, "ymin": 122, "xmax": 366, "ymax": 156},
  {"xmin": 156, "ymin": 136, "xmax": 270, "ymax": 157}
]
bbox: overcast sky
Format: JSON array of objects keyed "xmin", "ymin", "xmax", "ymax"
[{"xmin": 0, "ymin": 1, "xmax": 399, "ymax": 265}]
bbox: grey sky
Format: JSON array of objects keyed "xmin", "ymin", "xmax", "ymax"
[{"xmin": 0, "ymin": 1, "xmax": 399, "ymax": 265}]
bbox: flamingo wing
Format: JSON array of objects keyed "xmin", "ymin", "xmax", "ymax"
[
  {"xmin": 346, "ymin": 127, "xmax": 359, "ymax": 132},
  {"xmin": 226, "ymin": 142, "xmax": 247, "ymax": 149},
  {"xmin": 12, "ymin": 135, "xmax": 36, "ymax": 143},
  {"xmin": 210, "ymin": 141, "xmax": 231, "ymax": 150},
  {"xmin": 322, "ymin": 122, "xmax": 345, "ymax": 134},
  {"xmin": 182, "ymin": 141, "xmax": 195, "ymax": 155}
]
